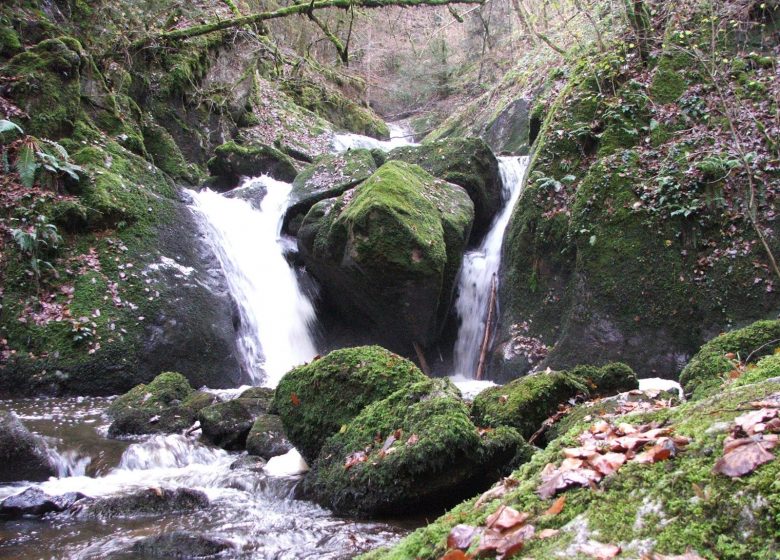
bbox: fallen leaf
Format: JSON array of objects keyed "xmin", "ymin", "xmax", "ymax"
[
  {"xmin": 290, "ymin": 392, "xmax": 301, "ymax": 406},
  {"xmin": 344, "ymin": 450, "xmax": 367, "ymax": 469},
  {"xmin": 579, "ymin": 540, "xmax": 621, "ymax": 559},
  {"xmin": 588, "ymin": 452, "xmax": 627, "ymax": 475},
  {"xmin": 734, "ymin": 408, "xmax": 778, "ymax": 435},
  {"xmin": 543, "ymin": 495, "xmax": 566, "ymax": 516},
  {"xmin": 476, "ymin": 525, "xmax": 535, "ymax": 558},
  {"xmin": 406, "ymin": 433, "xmax": 420, "ymax": 446},
  {"xmin": 486, "ymin": 506, "xmax": 530, "ymax": 531},
  {"xmin": 447, "ymin": 524, "xmax": 478, "ymax": 550},
  {"xmin": 440, "ymin": 550, "xmax": 471, "ymax": 560},
  {"xmin": 381, "ymin": 433, "xmax": 397, "ymax": 454},
  {"xmin": 713, "ymin": 436, "xmax": 777, "ymax": 477},
  {"xmin": 537, "ymin": 466, "xmax": 601, "ymax": 499},
  {"xmin": 536, "ymin": 528, "xmax": 560, "ymax": 539}
]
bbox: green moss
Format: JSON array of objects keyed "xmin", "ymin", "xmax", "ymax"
[
  {"xmin": 207, "ymin": 140, "xmax": 297, "ymax": 185},
  {"xmin": 387, "ymin": 138, "xmax": 501, "ymax": 236},
  {"xmin": 680, "ymin": 320, "xmax": 780, "ymax": 399},
  {"xmin": 272, "ymin": 345, "xmax": 428, "ymax": 463},
  {"xmin": 471, "ymin": 371, "xmax": 589, "ymax": 439},
  {"xmin": 307, "ymin": 378, "xmax": 529, "ymax": 517},
  {"xmin": 3, "ymin": 38, "xmax": 83, "ymax": 138},
  {"xmin": 0, "ymin": 24, "xmax": 21, "ymax": 57},
  {"xmin": 141, "ymin": 122, "xmax": 203, "ymax": 184},
  {"xmin": 366, "ymin": 379, "xmax": 780, "ymax": 560},
  {"xmin": 568, "ymin": 362, "xmax": 639, "ymax": 396},
  {"xmin": 734, "ymin": 353, "xmax": 780, "ymax": 387}
]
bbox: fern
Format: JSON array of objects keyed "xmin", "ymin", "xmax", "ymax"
[
  {"xmin": 0, "ymin": 119, "xmax": 23, "ymax": 135},
  {"xmin": 16, "ymin": 143, "xmax": 39, "ymax": 188}
]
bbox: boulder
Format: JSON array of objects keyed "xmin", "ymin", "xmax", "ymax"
[
  {"xmin": 273, "ymin": 346, "xmax": 428, "ymax": 463},
  {"xmin": 76, "ymin": 488, "xmax": 208, "ymax": 519},
  {"xmin": 229, "ymin": 455, "xmax": 267, "ymax": 472},
  {"xmin": 387, "ymin": 138, "xmax": 502, "ymax": 238},
  {"xmin": 206, "ymin": 140, "xmax": 298, "ymax": 189},
  {"xmin": 567, "ymin": 362, "xmax": 639, "ymax": 396},
  {"xmin": 679, "ymin": 320, "xmax": 780, "ymax": 399},
  {"xmin": 0, "ymin": 411, "xmax": 56, "ymax": 483},
  {"xmin": 305, "ymin": 378, "xmax": 532, "ymax": 517},
  {"xmin": 471, "ymin": 370, "xmax": 589, "ymax": 439},
  {"xmin": 283, "ymin": 149, "xmax": 377, "ymax": 235},
  {"xmin": 107, "ymin": 372, "xmax": 216, "ymax": 437},
  {"xmin": 198, "ymin": 387, "xmax": 274, "ymax": 450},
  {"xmin": 131, "ymin": 531, "xmax": 233, "ymax": 558},
  {"xmin": 298, "ymin": 161, "xmax": 474, "ymax": 351},
  {"xmin": 245, "ymin": 414, "xmax": 292, "ymax": 459},
  {"xmin": 0, "ymin": 488, "xmax": 87, "ymax": 518}
]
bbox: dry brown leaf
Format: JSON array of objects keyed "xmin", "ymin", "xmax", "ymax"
[
  {"xmin": 447, "ymin": 524, "xmax": 478, "ymax": 551},
  {"xmin": 543, "ymin": 495, "xmax": 566, "ymax": 516},
  {"xmin": 536, "ymin": 528, "xmax": 560, "ymax": 539},
  {"xmin": 588, "ymin": 452, "xmax": 627, "ymax": 476},
  {"xmin": 290, "ymin": 392, "xmax": 301, "ymax": 406},
  {"xmin": 440, "ymin": 550, "xmax": 471, "ymax": 560},
  {"xmin": 713, "ymin": 437, "xmax": 777, "ymax": 477},
  {"xmin": 735, "ymin": 408, "xmax": 778, "ymax": 435},
  {"xmin": 344, "ymin": 450, "xmax": 367, "ymax": 469},
  {"xmin": 486, "ymin": 506, "xmax": 530, "ymax": 532},
  {"xmin": 537, "ymin": 466, "xmax": 601, "ymax": 499},
  {"xmin": 580, "ymin": 540, "xmax": 621, "ymax": 559}
]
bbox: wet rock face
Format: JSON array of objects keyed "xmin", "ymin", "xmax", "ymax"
[
  {"xmin": 298, "ymin": 161, "xmax": 474, "ymax": 351},
  {"xmin": 206, "ymin": 140, "xmax": 298, "ymax": 189},
  {"xmin": 245, "ymin": 414, "xmax": 292, "ymax": 459},
  {"xmin": 130, "ymin": 531, "xmax": 234, "ymax": 558},
  {"xmin": 0, "ymin": 488, "xmax": 87, "ymax": 518},
  {"xmin": 75, "ymin": 488, "xmax": 209, "ymax": 519},
  {"xmin": 0, "ymin": 411, "xmax": 56, "ymax": 483}
]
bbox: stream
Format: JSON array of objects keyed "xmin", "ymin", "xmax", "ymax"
[{"xmin": 0, "ymin": 125, "xmax": 531, "ymax": 559}]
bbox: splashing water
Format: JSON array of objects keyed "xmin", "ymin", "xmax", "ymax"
[
  {"xmin": 188, "ymin": 176, "xmax": 318, "ymax": 387},
  {"xmin": 452, "ymin": 156, "xmax": 530, "ymax": 378},
  {"xmin": 332, "ymin": 123, "xmax": 416, "ymax": 152}
]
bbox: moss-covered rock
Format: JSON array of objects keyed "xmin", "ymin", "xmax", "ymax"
[
  {"xmin": 198, "ymin": 393, "xmax": 272, "ymax": 450},
  {"xmin": 245, "ymin": 414, "xmax": 292, "ymax": 459},
  {"xmin": 387, "ymin": 138, "xmax": 502, "ymax": 238},
  {"xmin": 568, "ymin": 362, "xmax": 639, "ymax": 396},
  {"xmin": 734, "ymin": 353, "xmax": 780, "ymax": 387},
  {"xmin": 471, "ymin": 370, "xmax": 589, "ymax": 439},
  {"xmin": 77, "ymin": 488, "xmax": 209, "ymax": 519},
  {"xmin": 283, "ymin": 148, "xmax": 377, "ymax": 235},
  {"xmin": 107, "ymin": 372, "xmax": 211, "ymax": 436},
  {"xmin": 0, "ymin": 411, "xmax": 56, "ymax": 483},
  {"xmin": 272, "ymin": 346, "xmax": 428, "ymax": 463},
  {"xmin": 298, "ymin": 161, "xmax": 474, "ymax": 351},
  {"xmin": 0, "ymin": 24, "xmax": 22, "ymax": 58},
  {"xmin": 206, "ymin": 140, "xmax": 298, "ymax": 188},
  {"xmin": 306, "ymin": 378, "xmax": 531, "ymax": 517},
  {"xmin": 361, "ymin": 379, "xmax": 780, "ymax": 560},
  {"xmin": 680, "ymin": 320, "xmax": 780, "ymax": 400},
  {"xmin": 3, "ymin": 37, "xmax": 83, "ymax": 138}
]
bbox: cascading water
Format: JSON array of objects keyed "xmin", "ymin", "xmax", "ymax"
[
  {"xmin": 188, "ymin": 176, "xmax": 318, "ymax": 387},
  {"xmin": 333, "ymin": 123, "xmax": 415, "ymax": 152},
  {"xmin": 452, "ymin": 156, "xmax": 530, "ymax": 378}
]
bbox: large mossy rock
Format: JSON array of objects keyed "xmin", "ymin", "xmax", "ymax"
[
  {"xmin": 306, "ymin": 378, "xmax": 531, "ymax": 518},
  {"xmin": 207, "ymin": 140, "xmax": 298, "ymax": 188},
  {"xmin": 361, "ymin": 379, "xmax": 780, "ymax": 560},
  {"xmin": 107, "ymin": 372, "xmax": 215, "ymax": 437},
  {"xmin": 298, "ymin": 161, "xmax": 474, "ymax": 350},
  {"xmin": 245, "ymin": 414, "xmax": 292, "ymax": 459},
  {"xmin": 0, "ymin": 412, "xmax": 56, "ymax": 483},
  {"xmin": 471, "ymin": 371, "xmax": 589, "ymax": 439},
  {"xmin": 680, "ymin": 320, "xmax": 780, "ymax": 400},
  {"xmin": 387, "ymin": 138, "xmax": 502, "ymax": 238},
  {"xmin": 76, "ymin": 488, "xmax": 209, "ymax": 519},
  {"xmin": 272, "ymin": 346, "xmax": 428, "ymax": 463},
  {"xmin": 198, "ymin": 388, "xmax": 273, "ymax": 450},
  {"xmin": 283, "ymin": 149, "xmax": 378, "ymax": 234}
]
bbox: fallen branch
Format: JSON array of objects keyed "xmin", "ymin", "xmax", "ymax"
[{"xmin": 476, "ymin": 273, "xmax": 498, "ymax": 381}]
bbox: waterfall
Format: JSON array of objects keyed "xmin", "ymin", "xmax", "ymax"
[
  {"xmin": 452, "ymin": 156, "xmax": 530, "ymax": 378},
  {"xmin": 188, "ymin": 176, "xmax": 318, "ymax": 387},
  {"xmin": 332, "ymin": 123, "xmax": 416, "ymax": 152}
]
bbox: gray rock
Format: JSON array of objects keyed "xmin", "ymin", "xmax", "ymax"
[
  {"xmin": 0, "ymin": 412, "xmax": 56, "ymax": 483},
  {"xmin": 0, "ymin": 488, "xmax": 87, "ymax": 518}
]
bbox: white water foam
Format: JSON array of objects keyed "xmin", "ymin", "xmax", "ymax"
[
  {"xmin": 452, "ymin": 156, "xmax": 530, "ymax": 378},
  {"xmin": 189, "ymin": 177, "xmax": 318, "ymax": 387},
  {"xmin": 332, "ymin": 123, "xmax": 416, "ymax": 152}
]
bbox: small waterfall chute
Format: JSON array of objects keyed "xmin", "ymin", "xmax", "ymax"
[
  {"xmin": 188, "ymin": 176, "xmax": 318, "ymax": 387},
  {"xmin": 452, "ymin": 156, "xmax": 530, "ymax": 378}
]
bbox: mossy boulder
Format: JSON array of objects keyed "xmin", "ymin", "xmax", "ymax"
[
  {"xmin": 198, "ymin": 392, "xmax": 272, "ymax": 451},
  {"xmin": 0, "ymin": 412, "xmax": 56, "ymax": 483},
  {"xmin": 206, "ymin": 140, "xmax": 298, "ymax": 188},
  {"xmin": 735, "ymin": 353, "xmax": 780, "ymax": 387},
  {"xmin": 272, "ymin": 346, "xmax": 428, "ymax": 463},
  {"xmin": 361, "ymin": 379, "xmax": 780, "ymax": 560},
  {"xmin": 245, "ymin": 414, "xmax": 292, "ymax": 459},
  {"xmin": 568, "ymin": 362, "xmax": 639, "ymax": 396},
  {"xmin": 298, "ymin": 161, "xmax": 474, "ymax": 351},
  {"xmin": 3, "ymin": 37, "xmax": 83, "ymax": 138},
  {"xmin": 387, "ymin": 138, "xmax": 502, "ymax": 238},
  {"xmin": 306, "ymin": 378, "xmax": 532, "ymax": 518},
  {"xmin": 283, "ymin": 148, "xmax": 377, "ymax": 235},
  {"xmin": 0, "ymin": 24, "xmax": 22, "ymax": 58},
  {"xmin": 680, "ymin": 320, "xmax": 780, "ymax": 400},
  {"xmin": 471, "ymin": 370, "xmax": 590, "ymax": 439},
  {"xmin": 77, "ymin": 488, "xmax": 208, "ymax": 519},
  {"xmin": 107, "ymin": 372, "xmax": 213, "ymax": 437}
]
